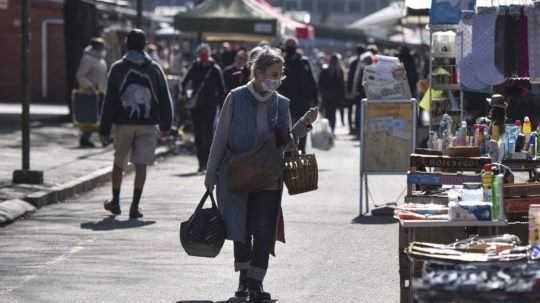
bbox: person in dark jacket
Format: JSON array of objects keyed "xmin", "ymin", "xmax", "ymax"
[
  {"xmin": 100, "ymin": 29, "xmax": 173, "ymax": 219},
  {"xmin": 278, "ymin": 37, "xmax": 318, "ymax": 153},
  {"xmin": 346, "ymin": 44, "xmax": 366, "ymax": 134},
  {"xmin": 398, "ymin": 46, "xmax": 419, "ymax": 98},
  {"xmin": 223, "ymin": 49, "xmax": 250, "ymax": 94},
  {"xmin": 319, "ymin": 53, "xmax": 346, "ymax": 133},
  {"xmin": 182, "ymin": 43, "xmax": 226, "ymax": 172}
]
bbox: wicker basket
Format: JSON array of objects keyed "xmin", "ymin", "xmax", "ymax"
[{"xmin": 283, "ymin": 152, "xmax": 318, "ymax": 195}]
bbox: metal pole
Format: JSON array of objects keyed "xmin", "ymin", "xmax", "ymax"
[
  {"xmin": 21, "ymin": 0, "xmax": 31, "ymax": 171},
  {"xmin": 136, "ymin": 0, "xmax": 143, "ymax": 28},
  {"xmin": 13, "ymin": 0, "xmax": 43, "ymax": 185}
]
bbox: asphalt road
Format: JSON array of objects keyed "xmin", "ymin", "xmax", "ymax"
[{"xmin": 0, "ymin": 125, "xmax": 406, "ymax": 303}]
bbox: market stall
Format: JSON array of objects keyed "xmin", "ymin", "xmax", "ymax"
[
  {"xmin": 174, "ymin": 0, "xmax": 278, "ymax": 42},
  {"xmin": 395, "ymin": 1, "xmax": 540, "ymax": 302}
]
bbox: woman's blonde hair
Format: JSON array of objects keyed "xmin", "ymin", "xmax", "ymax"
[{"xmin": 250, "ymin": 47, "xmax": 284, "ymax": 79}]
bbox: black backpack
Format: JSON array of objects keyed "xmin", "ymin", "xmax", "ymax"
[{"xmin": 180, "ymin": 191, "xmax": 226, "ymax": 258}]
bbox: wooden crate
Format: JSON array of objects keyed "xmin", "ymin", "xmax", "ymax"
[
  {"xmin": 504, "ymin": 183, "xmax": 540, "ymax": 198},
  {"xmin": 410, "ymin": 154, "xmax": 491, "ymax": 172}
]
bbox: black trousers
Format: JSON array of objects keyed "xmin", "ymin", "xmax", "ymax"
[
  {"xmin": 191, "ymin": 106, "xmax": 217, "ymax": 169},
  {"xmin": 323, "ymin": 103, "xmax": 337, "ymax": 132},
  {"xmin": 234, "ymin": 190, "xmax": 280, "ymax": 282}
]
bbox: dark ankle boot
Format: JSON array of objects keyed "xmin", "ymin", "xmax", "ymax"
[
  {"xmin": 129, "ymin": 201, "xmax": 143, "ymax": 219},
  {"xmin": 104, "ymin": 200, "xmax": 121, "ymax": 215},
  {"xmin": 248, "ymin": 278, "xmax": 271, "ymax": 303},
  {"xmin": 235, "ymin": 270, "xmax": 248, "ymax": 298}
]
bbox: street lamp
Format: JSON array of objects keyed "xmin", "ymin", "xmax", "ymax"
[
  {"xmin": 136, "ymin": 0, "xmax": 143, "ymax": 28},
  {"xmin": 13, "ymin": 0, "xmax": 44, "ymax": 185}
]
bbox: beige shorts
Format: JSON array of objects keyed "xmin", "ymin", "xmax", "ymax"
[{"xmin": 112, "ymin": 124, "xmax": 158, "ymax": 169}]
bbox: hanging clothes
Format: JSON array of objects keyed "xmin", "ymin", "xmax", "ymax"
[
  {"xmin": 519, "ymin": 7, "xmax": 530, "ymax": 77},
  {"xmin": 457, "ymin": 10, "xmax": 491, "ymax": 91},
  {"xmin": 527, "ymin": 3, "xmax": 540, "ymax": 82},
  {"xmin": 494, "ymin": 6, "xmax": 507, "ymax": 76},
  {"xmin": 470, "ymin": 6, "xmax": 505, "ymax": 86},
  {"xmin": 504, "ymin": 5, "xmax": 522, "ymax": 78}
]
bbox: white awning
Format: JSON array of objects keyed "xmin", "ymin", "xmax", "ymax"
[
  {"xmin": 405, "ymin": 0, "xmax": 430, "ymax": 10},
  {"xmin": 347, "ymin": 2, "xmax": 405, "ymax": 30}
]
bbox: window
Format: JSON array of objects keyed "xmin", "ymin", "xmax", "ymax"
[
  {"xmin": 301, "ymin": 0, "xmax": 314, "ymax": 11},
  {"xmin": 349, "ymin": 1, "xmax": 362, "ymax": 13},
  {"xmin": 365, "ymin": 0, "xmax": 378, "ymax": 14},
  {"xmin": 332, "ymin": 0, "xmax": 345, "ymax": 12},
  {"xmin": 286, "ymin": 0, "xmax": 298, "ymax": 10}
]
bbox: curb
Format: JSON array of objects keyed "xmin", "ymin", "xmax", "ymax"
[{"xmin": 1, "ymin": 145, "xmax": 174, "ymax": 225}]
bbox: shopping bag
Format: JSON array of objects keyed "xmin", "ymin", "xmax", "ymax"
[
  {"xmin": 310, "ymin": 118, "xmax": 334, "ymax": 151},
  {"xmin": 71, "ymin": 89, "xmax": 102, "ymax": 125},
  {"xmin": 180, "ymin": 191, "xmax": 226, "ymax": 258}
]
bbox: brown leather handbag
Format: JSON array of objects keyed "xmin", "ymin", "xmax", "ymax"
[{"xmin": 225, "ymin": 135, "xmax": 284, "ymax": 193}]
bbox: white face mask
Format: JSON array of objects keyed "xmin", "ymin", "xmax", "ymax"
[{"xmin": 261, "ymin": 78, "xmax": 281, "ymax": 92}]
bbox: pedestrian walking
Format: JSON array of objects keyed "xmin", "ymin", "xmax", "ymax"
[
  {"xmin": 76, "ymin": 37, "xmax": 108, "ymax": 148},
  {"xmin": 99, "ymin": 29, "xmax": 173, "ymax": 219},
  {"xmin": 346, "ymin": 44, "xmax": 366, "ymax": 136},
  {"xmin": 181, "ymin": 43, "xmax": 226, "ymax": 172},
  {"xmin": 223, "ymin": 49, "xmax": 250, "ymax": 94},
  {"xmin": 318, "ymin": 53, "xmax": 346, "ymax": 133},
  {"xmin": 398, "ymin": 46, "xmax": 419, "ymax": 98},
  {"xmin": 278, "ymin": 37, "xmax": 318, "ymax": 153},
  {"xmin": 204, "ymin": 47, "xmax": 317, "ymax": 303}
]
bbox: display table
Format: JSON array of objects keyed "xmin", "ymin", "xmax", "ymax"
[{"xmin": 398, "ymin": 219, "xmax": 507, "ymax": 303}]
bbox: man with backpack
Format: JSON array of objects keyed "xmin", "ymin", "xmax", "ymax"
[{"xmin": 100, "ymin": 29, "xmax": 173, "ymax": 219}]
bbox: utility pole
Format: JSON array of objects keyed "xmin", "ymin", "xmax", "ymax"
[
  {"xmin": 136, "ymin": 0, "xmax": 143, "ymax": 28},
  {"xmin": 13, "ymin": 0, "xmax": 44, "ymax": 185}
]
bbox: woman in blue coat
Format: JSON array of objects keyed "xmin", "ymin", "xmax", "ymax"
[{"xmin": 205, "ymin": 47, "xmax": 317, "ymax": 302}]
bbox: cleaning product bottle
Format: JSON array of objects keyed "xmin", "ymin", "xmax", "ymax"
[
  {"xmin": 482, "ymin": 164, "xmax": 493, "ymax": 203},
  {"xmin": 492, "ymin": 124, "xmax": 501, "ymax": 142},
  {"xmin": 536, "ymin": 126, "xmax": 540, "ymax": 159},
  {"xmin": 456, "ymin": 121, "xmax": 467, "ymax": 146},
  {"xmin": 491, "ymin": 166, "xmax": 500, "ymax": 221},
  {"xmin": 515, "ymin": 120, "xmax": 526, "ymax": 152},
  {"xmin": 478, "ymin": 125, "xmax": 486, "ymax": 154},
  {"xmin": 529, "ymin": 131, "xmax": 537, "ymax": 158},
  {"xmin": 523, "ymin": 116, "xmax": 532, "ymax": 144},
  {"xmin": 474, "ymin": 124, "xmax": 481, "ymax": 146},
  {"xmin": 495, "ymin": 171, "xmax": 505, "ymax": 221}
]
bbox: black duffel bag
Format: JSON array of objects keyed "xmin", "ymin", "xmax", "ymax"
[{"xmin": 180, "ymin": 191, "xmax": 226, "ymax": 258}]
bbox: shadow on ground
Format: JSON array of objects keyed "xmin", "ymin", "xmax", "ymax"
[
  {"xmin": 351, "ymin": 215, "xmax": 397, "ymax": 225},
  {"xmin": 176, "ymin": 299, "xmax": 277, "ymax": 303},
  {"xmin": 80, "ymin": 216, "xmax": 156, "ymax": 231},
  {"xmin": 174, "ymin": 172, "xmax": 205, "ymax": 178}
]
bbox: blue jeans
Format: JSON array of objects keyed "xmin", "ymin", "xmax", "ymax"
[{"xmin": 233, "ymin": 190, "xmax": 280, "ymax": 281}]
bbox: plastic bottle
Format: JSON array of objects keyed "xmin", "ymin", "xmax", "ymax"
[
  {"xmin": 456, "ymin": 121, "xmax": 467, "ymax": 146},
  {"xmin": 482, "ymin": 164, "xmax": 493, "ymax": 203},
  {"xmin": 491, "ymin": 167, "xmax": 505, "ymax": 222},
  {"xmin": 536, "ymin": 127, "xmax": 540, "ymax": 159},
  {"xmin": 491, "ymin": 167, "xmax": 500, "ymax": 221},
  {"xmin": 523, "ymin": 116, "xmax": 532, "ymax": 142},
  {"xmin": 492, "ymin": 125, "xmax": 501, "ymax": 141},
  {"xmin": 529, "ymin": 205, "xmax": 540, "ymax": 245},
  {"xmin": 474, "ymin": 124, "xmax": 481, "ymax": 147},
  {"xmin": 529, "ymin": 131, "xmax": 537, "ymax": 158}
]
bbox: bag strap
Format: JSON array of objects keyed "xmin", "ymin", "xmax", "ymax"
[
  {"xmin": 193, "ymin": 67, "xmax": 213, "ymax": 97},
  {"xmin": 195, "ymin": 190, "xmax": 218, "ymax": 212}
]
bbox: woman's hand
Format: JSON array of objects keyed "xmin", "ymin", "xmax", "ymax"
[
  {"xmin": 302, "ymin": 107, "xmax": 319, "ymax": 125},
  {"xmin": 204, "ymin": 173, "xmax": 216, "ymax": 192}
]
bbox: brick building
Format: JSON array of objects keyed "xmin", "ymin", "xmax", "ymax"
[{"xmin": 0, "ymin": 0, "xmax": 66, "ymax": 103}]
